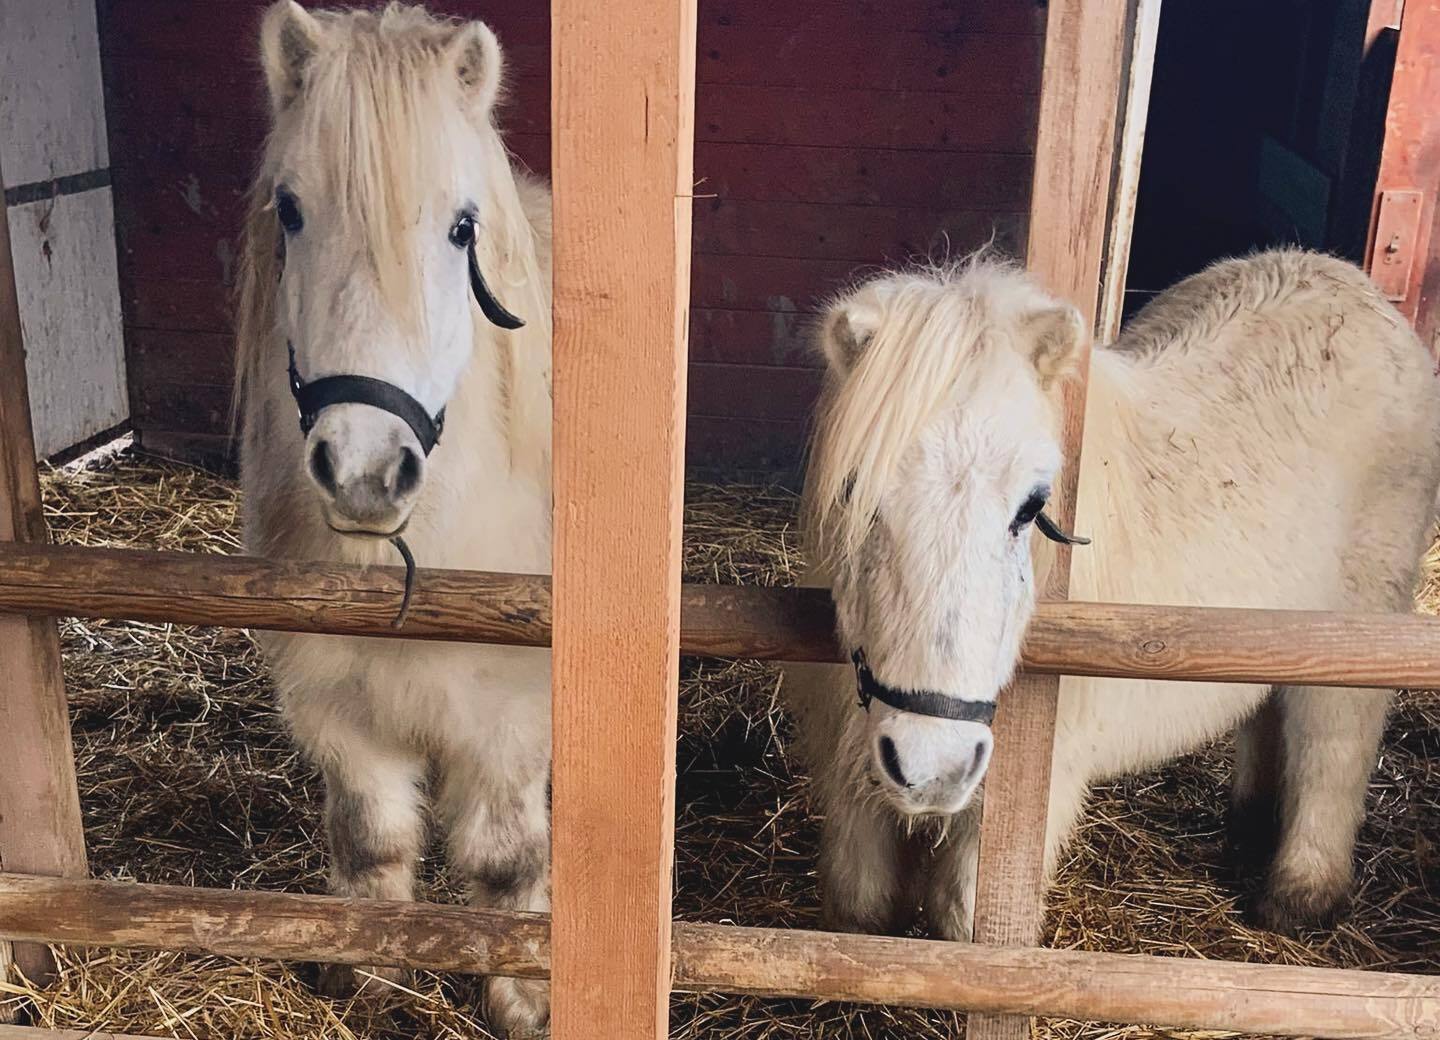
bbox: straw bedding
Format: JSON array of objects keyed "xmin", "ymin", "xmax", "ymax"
[{"xmin": 4, "ymin": 444, "xmax": 1438, "ymax": 1039}]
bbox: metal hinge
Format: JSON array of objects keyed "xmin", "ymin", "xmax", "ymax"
[{"xmin": 1368, "ymin": 189, "xmax": 1424, "ymax": 301}]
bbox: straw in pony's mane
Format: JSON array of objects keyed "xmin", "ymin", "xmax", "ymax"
[{"xmin": 805, "ymin": 255, "xmax": 1049, "ymax": 563}]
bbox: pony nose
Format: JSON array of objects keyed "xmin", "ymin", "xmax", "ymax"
[
  {"xmin": 870, "ymin": 716, "xmax": 994, "ymax": 816},
  {"xmin": 307, "ymin": 434, "xmax": 424, "ymax": 533}
]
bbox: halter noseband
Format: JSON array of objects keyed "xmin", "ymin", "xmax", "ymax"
[
  {"xmin": 846, "ymin": 512, "xmax": 1087, "ymax": 726},
  {"xmin": 288, "ymin": 343, "xmax": 448, "ymax": 454},
  {"xmin": 851, "ymin": 649, "xmax": 997, "ymax": 726},
  {"xmin": 283, "ymin": 239, "xmax": 523, "ymax": 457}
]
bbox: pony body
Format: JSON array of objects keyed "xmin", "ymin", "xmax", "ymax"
[
  {"xmin": 787, "ymin": 250, "xmax": 1440, "ymax": 940},
  {"xmin": 236, "ymin": 4, "xmax": 552, "ymax": 1032}
]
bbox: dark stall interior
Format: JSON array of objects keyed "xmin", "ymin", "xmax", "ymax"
[{"xmin": 1122, "ymin": 0, "xmax": 1396, "ymax": 318}]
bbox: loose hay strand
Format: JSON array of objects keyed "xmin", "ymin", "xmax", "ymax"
[{"xmin": 5, "ymin": 445, "xmax": 1438, "ymax": 1040}]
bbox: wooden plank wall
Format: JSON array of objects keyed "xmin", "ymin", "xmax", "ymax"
[
  {"xmin": 97, "ymin": 0, "xmax": 1043, "ymax": 476},
  {"xmin": 0, "ymin": 0, "xmax": 128, "ymax": 460}
]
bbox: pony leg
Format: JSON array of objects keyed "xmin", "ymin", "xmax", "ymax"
[
  {"xmin": 1257, "ymin": 684, "xmax": 1392, "ymax": 933},
  {"xmin": 922, "ymin": 802, "xmax": 982, "ymax": 941},
  {"xmin": 438, "ymin": 760, "xmax": 550, "ymax": 1038},
  {"xmin": 315, "ymin": 727, "xmax": 426, "ymax": 997},
  {"xmin": 1229, "ymin": 693, "xmax": 1282, "ymax": 872},
  {"xmin": 817, "ymin": 791, "xmax": 910, "ymax": 935}
]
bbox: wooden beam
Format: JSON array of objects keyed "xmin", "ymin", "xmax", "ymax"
[
  {"xmin": 548, "ymin": 0, "xmax": 697, "ymax": 1036},
  {"xmin": 3, "ymin": 542, "xmax": 1440, "ymax": 687},
  {"xmin": 672, "ymin": 924, "xmax": 1440, "ymax": 1037},
  {"xmin": 1365, "ymin": 0, "xmax": 1440, "ymax": 347},
  {"xmin": 0, "ymin": 874, "xmax": 549, "ymax": 978},
  {"xmin": 0, "ymin": 543, "xmax": 1417, "ymax": 680},
  {"xmin": 0, "ymin": 159, "xmax": 87, "ymax": 990},
  {"xmin": 971, "ymin": 1, "xmax": 1132, "ymax": 1037},
  {"xmin": 1, "ymin": 874, "xmax": 1437, "ymax": 1038},
  {"xmin": 1367, "ymin": 0, "xmax": 1405, "ymax": 47},
  {"xmin": 1097, "ymin": 0, "xmax": 1163, "ymax": 342}
]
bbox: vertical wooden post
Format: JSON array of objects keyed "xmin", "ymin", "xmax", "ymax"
[
  {"xmin": 0, "ymin": 162, "xmax": 88, "ymax": 990},
  {"xmin": 1098, "ymin": 0, "xmax": 1164, "ymax": 343},
  {"xmin": 968, "ymin": 2, "xmax": 1133, "ymax": 1038},
  {"xmin": 548, "ymin": 1, "xmax": 697, "ymax": 1039},
  {"xmin": 1364, "ymin": 0, "xmax": 1440, "ymax": 350}
]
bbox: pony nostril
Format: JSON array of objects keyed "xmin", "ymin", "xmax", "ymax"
[
  {"xmin": 394, "ymin": 447, "xmax": 422, "ymax": 499},
  {"xmin": 965, "ymin": 738, "xmax": 992, "ymax": 786},
  {"xmin": 877, "ymin": 736, "xmax": 909, "ymax": 788},
  {"xmin": 309, "ymin": 439, "xmax": 338, "ymax": 496}
]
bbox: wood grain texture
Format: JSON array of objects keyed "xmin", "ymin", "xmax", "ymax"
[
  {"xmin": 1364, "ymin": 0, "xmax": 1440, "ymax": 348},
  {"xmin": 0, "ymin": 874, "xmax": 550, "ymax": 978},
  {"xmin": 3, "ymin": 542, "xmax": 1440, "ymax": 687},
  {"xmin": 1097, "ymin": 0, "xmax": 1163, "ymax": 342},
  {"xmin": 549, "ymin": 0, "xmax": 696, "ymax": 1036},
  {"xmin": 6, "ymin": 188, "xmax": 128, "ymax": 460},
  {"xmin": 971, "ymin": 1, "xmax": 1131, "ymax": 1036},
  {"xmin": 1, "ymin": 874, "xmax": 1437, "ymax": 1038},
  {"xmin": 0, "ymin": 162, "xmax": 87, "ymax": 989},
  {"xmin": 669, "ymin": 923, "xmax": 1440, "ymax": 1038}
]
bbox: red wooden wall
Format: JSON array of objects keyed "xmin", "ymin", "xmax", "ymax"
[{"xmin": 97, "ymin": 0, "xmax": 1042, "ymax": 476}]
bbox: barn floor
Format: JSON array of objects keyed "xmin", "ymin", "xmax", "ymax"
[{"xmin": 6, "ymin": 445, "xmax": 1440, "ymax": 1040}]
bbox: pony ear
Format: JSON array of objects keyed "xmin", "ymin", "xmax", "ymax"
[
  {"xmin": 1025, "ymin": 301, "xmax": 1087, "ymax": 389},
  {"xmin": 260, "ymin": 1, "xmax": 324, "ymax": 112},
  {"xmin": 820, "ymin": 294, "xmax": 885, "ymax": 375},
  {"xmin": 447, "ymin": 22, "xmax": 504, "ymax": 114}
]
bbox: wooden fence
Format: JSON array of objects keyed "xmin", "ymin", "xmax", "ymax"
[{"xmin": 1, "ymin": 1, "xmax": 1438, "ymax": 1039}]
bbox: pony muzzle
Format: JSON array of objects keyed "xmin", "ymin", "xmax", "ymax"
[
  {"xmin": 305, "ymin": 405, "xmax": 426, "ymax": 535},
  {"xmin": 850, "ymin": 649, "xmax": 996, "ymax": 814},
  {"xmin": 869, "ymin": 707, "xmax": 994, "ymax": 816}
]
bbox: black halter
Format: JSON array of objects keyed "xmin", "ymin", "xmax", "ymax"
[
  {"xmin": 845, "ymin": 512, "xmax": 1087, "ymax": 725},
  {"xmin": 1036, "ymin": 511, "xmax": 1090, "ymax": 546},
  {"xmin": 283, "ymin": 239, "xmax": 524, "ymax": 457},
  {"xmin": 287, "ymin": 342, "xmax": 447, "ymax": 454},
  {"xmin": 851, "ymin": 649, "xmax": 998, "ymax": 726}
]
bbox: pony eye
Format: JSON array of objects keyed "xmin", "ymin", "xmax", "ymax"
[
  {"xmin": 449, "ymin": 214, "xmax": 476, "ymax": 249},
  {"xmin": 275, "ymin": 189, "xmax": 303, "ymax": 234},
  {"xmin": 1010, "ymin": 489, "xmax": 1049, "ymax": 533}
]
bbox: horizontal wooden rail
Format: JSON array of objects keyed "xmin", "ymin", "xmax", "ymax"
[
  {"xmin": 0, "ymin": 874, "xmax": 1435, "ymax": 1038},
  {"xmin": 2, "ymin": 542, "xmax": 1440, "ymax": 686}
]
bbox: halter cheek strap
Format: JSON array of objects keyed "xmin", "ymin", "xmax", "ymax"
[
  {"xmin": 469, "ymin": 243, "xmax": 525, "ymax": 331},
  {"xmin": 851, "ymin": 649, "xmax": 997, "ymax": 726},
  {"xmin": 282, "ymin": 238, "xmax": 524, "ymax": 456},
  {"xmin": 1036, "ymin": 511, "xmax": 1090, "ymax": 545}
]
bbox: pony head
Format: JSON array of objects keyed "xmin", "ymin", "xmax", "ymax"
[
  {"xmin": 243, "ymin": 1, "xmax": 530, "ymax": 536},
  {"xmin": 806, "ymin": 257, "xmax": 1086, "ymax": 816}
]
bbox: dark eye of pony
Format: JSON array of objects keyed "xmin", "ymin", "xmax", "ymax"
[
  {"xmin": 449, "ymin": 213, "xmax": 477, "ymax": 249},
  {"xmin": 1010, "ymin": 488, "xmax": 1049, "ymax": 534},
  {"xmin": 275, "ymin": 188, "xmax": 303, "ymax": 234}
]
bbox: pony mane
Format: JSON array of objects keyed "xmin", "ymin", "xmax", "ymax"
[
  {"xmin": 234, "ymin": 3, "xmax": 551, "ymax": 470},
  {"xmin": 805, "ymin": 255, "xmax": 1045, "ymax": 562}
]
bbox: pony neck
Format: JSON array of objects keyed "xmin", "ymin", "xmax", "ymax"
[{"xmin": 1032, "ymin": 353, "xmax": 1125, "ymax": 599}]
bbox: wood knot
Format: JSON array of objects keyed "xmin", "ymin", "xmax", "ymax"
[{"xmin": 1140, "ymin": 639, "xmax": 1167, "ymax": 655}]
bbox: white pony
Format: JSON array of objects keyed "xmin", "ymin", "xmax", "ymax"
[
  {"xmin": 235, "ymin": 4, "xmax": 552, "ymax": 1034},
  {"xmin": 786, "ymin": 250, "xmax": 1440, "ymax": 941}
]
